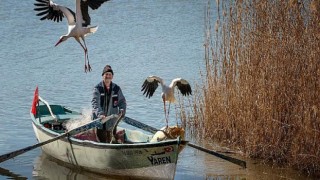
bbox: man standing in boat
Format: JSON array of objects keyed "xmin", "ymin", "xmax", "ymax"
[{"xmin": 92, "ymin": 65, "xmax": 127, "ymax": 142}]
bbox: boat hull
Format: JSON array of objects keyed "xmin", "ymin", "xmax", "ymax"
[{"xmin": 32, "ymin": 122, "xmax": 184, "ymax": 179}]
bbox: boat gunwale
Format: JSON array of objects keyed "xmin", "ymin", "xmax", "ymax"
[{"xmin": 32, "ymin": 119, "xmax": 188, "ymax": 150}]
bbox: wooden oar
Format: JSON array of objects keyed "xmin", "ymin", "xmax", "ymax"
[
  {"xmin": 110, "ymin": 110, "xmax": 125, "ymax": 143},
  {"xmin": 123, "ymin": 116, "xmax": 246, "ymax": 168},
  {"xmin": 0, "ymin": 166, "xmax": 27, "ymax": 179},
  {"xmin": 0, "ymin": 114, "xmax": 117, "ymax": 163}
]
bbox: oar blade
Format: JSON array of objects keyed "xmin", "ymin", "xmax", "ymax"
[{"xmin": 188, "ymin": 142, "xmax": 246, "ymax": 168}]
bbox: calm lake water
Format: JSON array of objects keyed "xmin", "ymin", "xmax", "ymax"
[{"xmin": 0, "ymin": 0, "xmax": 315, "ymax": 179}]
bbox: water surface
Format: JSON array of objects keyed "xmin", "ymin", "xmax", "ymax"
[{"xmin": 0, "ymin": 0, "xmax": 313, "ymax": 179}]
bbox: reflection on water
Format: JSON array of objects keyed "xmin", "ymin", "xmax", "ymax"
[
  {"xmin": 0, "ymin": 147, "xmax": 314, "ymax": 180},
  {"xmin": 175, "ymin": 141, "xmax": 315, "ymax": 180},
  {"xmin": 33, "ymin": 153, "xmax": 147, "ymax": 180},
  {"xmin": 0, "ymin": 166, "xmax": 27, "ymax": 180}
]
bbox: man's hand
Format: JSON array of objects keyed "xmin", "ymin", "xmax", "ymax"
[
  {"xmin": 119, "ymin": 109, "xmax": 124, "ymax": 115},
  {"xmin": 99, "ymin": 115, "xmax": 106, "ymax": 119}
]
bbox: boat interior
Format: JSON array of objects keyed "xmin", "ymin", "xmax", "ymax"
[
  {"xmin": 34, "ymin": 105, "xmax": 157, "ymax": 144},
  {"xmin": 34, "ymin": 104, "xmax": 184, "ymax": 144}
]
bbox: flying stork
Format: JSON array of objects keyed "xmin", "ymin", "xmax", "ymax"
[
  {"xmin": 141, "ymin": 75, "xmax": 192, "ymax": 127},
  {"xmin": 34, "ymin": 0, "xmax": 110, "ymax": 72}
]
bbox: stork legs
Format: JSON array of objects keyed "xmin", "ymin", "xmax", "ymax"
[
  {"xmin": 167, "ymin": 102, "xmax": 171, "ymax": 125},
  {"xmin": 162, "ymin": 98, "xmax": 172, "ymax": 128},
  {"xmin": 163, "ymin": 100, "xmax": 168, "ymax": 128},
  {"xmin": 77, "ymin": 37, "xmax": 92, "ymax": 73}
]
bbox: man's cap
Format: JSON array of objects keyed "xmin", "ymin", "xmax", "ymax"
[{"xmin": 102, "ymin": 65, "xmax": 113, "ymax": 76}]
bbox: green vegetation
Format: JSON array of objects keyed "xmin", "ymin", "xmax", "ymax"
[{"xmin": 182, "ymin": 0, "xmax": 319, "ymax": 177}]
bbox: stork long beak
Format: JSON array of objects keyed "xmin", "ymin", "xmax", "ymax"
[{"xmin": 55, "ymin": 39, "xmax": 63, "ymax": 47}]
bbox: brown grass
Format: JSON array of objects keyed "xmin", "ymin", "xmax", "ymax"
[{"xmin": 180, "ymin": 0, "xmax": 320, "ymax": 177}]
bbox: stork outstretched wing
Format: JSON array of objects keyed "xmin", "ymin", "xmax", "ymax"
[
  {"xmin": 141, "ymin": 76, "xmax": 162, "ymax": 98},
  {"xmin": 34, "ymin": 0, "xmax": 75, "ymax": 24},
  {"xmin": 171, "ymin": 78, "xmax": 192, "ymax": 96}
]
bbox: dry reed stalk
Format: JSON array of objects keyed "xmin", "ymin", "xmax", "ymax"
[{"xmin": 181, "ymin": 0, "xmax": 320, "ymax": 177}]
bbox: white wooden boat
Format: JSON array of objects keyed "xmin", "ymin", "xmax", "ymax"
[{"xmin": 30, "ymin": 97, "xmax": 188, "ymax": 179}]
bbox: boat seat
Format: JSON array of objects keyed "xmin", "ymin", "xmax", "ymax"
[
  {"xmin": 38, "ymin": 114, "xmax": 82, "ymax": 123},
  {"xmin": 36, "ymin": 105, "xmax": 66, "ymax": 117}
]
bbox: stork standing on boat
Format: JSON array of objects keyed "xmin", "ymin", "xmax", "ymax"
[
  {"xmin": 34, "ymin": 0, "xmax": 110, "ymax": 72},
  {"xmin": 141, "ymin": 76, "xmax": 192, "ymax": 127}
]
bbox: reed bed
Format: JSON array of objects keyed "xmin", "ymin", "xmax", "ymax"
[{"xmin": 181, "ymin": 0, "xmax": 320, "ymax": 177}]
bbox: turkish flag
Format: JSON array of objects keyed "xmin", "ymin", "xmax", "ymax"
[{"xmin": 31, "ymin": 86, "xmax": 39, "ymax": 115}]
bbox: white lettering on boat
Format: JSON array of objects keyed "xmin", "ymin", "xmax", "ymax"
[{"xmin": 147, "ymin": 156, "xmax": 171, "ymax": 165}]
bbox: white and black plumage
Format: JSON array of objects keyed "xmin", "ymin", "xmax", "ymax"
[
  {"xmin": 141, "ymin": 75, "xmax": 192, "ymax": 126},
  {"xmin": 34, "ymin": 0, "xmax": 110, "ymax": 72}
]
